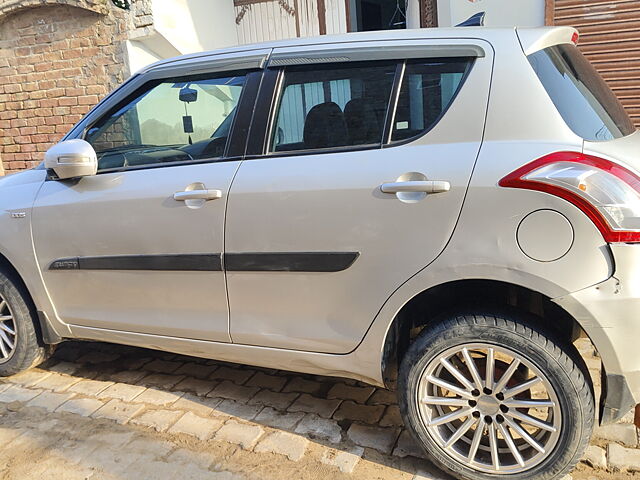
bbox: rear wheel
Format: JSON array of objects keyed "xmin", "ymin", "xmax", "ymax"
[
  {"xmin": 0, "ymin": 269, "xmax": 50, "ymax": 376},
  {"xmin": 398, "ymin": 313, "xmax": 593, "ymax": 480}
]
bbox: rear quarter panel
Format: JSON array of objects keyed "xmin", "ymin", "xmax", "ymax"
[{"xmin": 348, "ymin": 29, "xmax": 614, "ymax": 384}]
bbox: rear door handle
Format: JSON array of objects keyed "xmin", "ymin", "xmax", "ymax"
[
  {"xmin": 174, "ymin": 189, "xmax": 222, "ymax": 201},
  {"xmin": 380, "ymin": 180, "xmax": 451, "ymax": 194}
]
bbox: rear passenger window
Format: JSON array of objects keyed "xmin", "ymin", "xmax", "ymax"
[
  {"xmin": 391, "ymin": 59, "xmax": 472, "ymax": 142},
  {"xmin": 269, "ymin": 62, "xmax": 397, "ymax": 153}
]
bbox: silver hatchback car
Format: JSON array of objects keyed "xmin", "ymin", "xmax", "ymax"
[{"xmin": 0, "ymin": 25, "xmax": 638, "ymax": 480}]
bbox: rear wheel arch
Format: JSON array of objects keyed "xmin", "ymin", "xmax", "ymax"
[{"xmin": 381, "ymin": 279, "xmax": 590, "ymax": 390}]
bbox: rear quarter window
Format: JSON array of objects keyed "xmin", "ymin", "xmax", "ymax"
[
  {"xmin": 527, "ymin": 44, "xmax": 635, "ymax": 141},
  {"xmin": 391, "ymin": 58, "xmax": 472, "ymax": 142}
]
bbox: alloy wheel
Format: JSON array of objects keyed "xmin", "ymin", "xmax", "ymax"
[
  {"xmin": 416, "ymin": 343, "xmax": 562, "ymax": 474},
  {"xmin": 0, "ymin": 295, "xmax": 17, "ymax": 363}
]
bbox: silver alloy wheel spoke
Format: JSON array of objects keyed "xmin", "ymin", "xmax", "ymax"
[
  {"xmin": 417, "ymin": 343, "xmax": 562, "ymax": 475},
  {"xmin": 445, "ymin": 415, "xmax": 477, "ymax": 448},
  {"xmin": 503, "ymin": 377, "xmax": 542, "ymax": 399},
  {"xmin": 503, "ymin": 399, "xmax": 555, "ymax": 409},
  {"xmin": 488, "ymin": 422, "xmax": 500, "ymax": 471},
  {"xmin": 485, "ymin": 348, "xmax": 495, "ymax": 390},
  {"xmin": 467, "ymin": 417, "xmax": 485, "ymax": 463},
  {"xmin": 0, "ymin": 294, "xmax": 17, "ymax": 362},
  {"xmin": 440, "ymin": 357, "xmax": 475, "ymax": 391},
  {"xmin": 0, "ymin": 330, "xmax": 14, "ymax": 350},
  {"xmin": 426, "ymin": 375, "xmax": 475, "ymax": 400},
  {"xmin": 503, "ymin": 415, "xmax": 546, "ymax": 454},
  {"xmin": 497, "ymin": 422, "xmax": 525, "ymax": 467},
  {"xmin": 507, "ymin": 409, "xmax": 557, "ymax": 432},
  {"xmin": 493, "ymin": 358, "xmax": 521, "ymax": 393},
  {"xmin": 462, "ymin": 347, "xmax": 484, "ymax": 390},
  {"xmin": 429, "ymin": 407, "xmax": 472, "ymax": 427},
  {"xmin": 0, "ymin": 322, "xmax": 14, "ymax": 335},
  {"xmin": 422, "ymin": 396, "xmax": 469, "ymax": 407}
]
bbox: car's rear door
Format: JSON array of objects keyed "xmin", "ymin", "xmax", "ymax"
[
  {"xmin": 225, "ymin": 39, "xmax": 493, "ymax": 353},
  {"xmin": 31, "ymin": 55, "xmax": 264, "ymax": 342}
]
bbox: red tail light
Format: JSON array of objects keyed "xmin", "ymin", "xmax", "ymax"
[{"xmin": 499, "ymin": 151, "xmax": 640, "ymax": 243}]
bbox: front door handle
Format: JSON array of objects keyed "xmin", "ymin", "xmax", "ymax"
[
  {"xmin": 173, "ymin": 189, "xmax": 222, "ymax": 201},
  {"xmin": 380, "ymin": 180, "xmax": 450, "ymax": 194}
]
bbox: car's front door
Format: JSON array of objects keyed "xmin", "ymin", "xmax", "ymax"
[
  {"xmin": 225, "ymin": 39, "xmax": 493, "ymax": 353},
  {"xmin": 32, "ymin": 65, "xmax": 260, "ymax": 342}
]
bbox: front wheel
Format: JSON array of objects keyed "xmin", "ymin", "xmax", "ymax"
[
  {"xmin": 398, "ymin": 313, "xmax": 594, "ymax": 480},
  {"xmin": 0, "ymin": 269, "xmax": 50, "ymax": 376}
]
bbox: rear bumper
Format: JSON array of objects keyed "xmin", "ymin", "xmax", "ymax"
[{"xmin": 553, "ymin": 243, "xmax": 640, "ymax": 424}]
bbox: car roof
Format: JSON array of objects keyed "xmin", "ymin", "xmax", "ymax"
[{"xmin": 140, "ymin": 26, "xmax": 574, "ymax": 74}]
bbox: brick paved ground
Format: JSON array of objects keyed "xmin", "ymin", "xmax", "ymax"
[{"xmin": 0, "ymin": 338, "xmax": 637, "ymax": 480}]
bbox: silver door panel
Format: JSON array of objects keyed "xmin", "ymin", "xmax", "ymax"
[
  {"xmin": 32, "ymin": 162, "xmax": 240, "ymax": 341},
  {"xmin": 225, "ymin": 40, "xmax": 493, "ymax": 353}
]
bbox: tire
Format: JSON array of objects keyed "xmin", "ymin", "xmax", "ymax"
[
  {"xmin": 0, "ymin": 269, "xmax": 50, "ymax": 376},
  {"xmin": 398, "ymin": 313, "xmax": 594, "ymax": 480}
]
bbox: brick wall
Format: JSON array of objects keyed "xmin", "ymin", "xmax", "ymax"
[{"xmin": 0, "ymin": 1, "xmax": 143, "ymax": 175}]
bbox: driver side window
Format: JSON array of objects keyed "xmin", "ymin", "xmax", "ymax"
[{"xmin": 85, "ymin": 72, "xmax": 246, "ymax": 171}]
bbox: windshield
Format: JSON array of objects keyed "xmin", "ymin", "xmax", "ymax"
[{"xmin": 527, "ymin": 44, "xmax": 635, "ymax": 142}]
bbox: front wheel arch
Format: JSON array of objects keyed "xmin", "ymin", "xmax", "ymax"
[
  {"xmin": 0, "ymin": 260, "xmax": 54, "ymax": 375},
  {"xmin": 0, "ymin": 251, "xmax": 55, "ymax": 347}
]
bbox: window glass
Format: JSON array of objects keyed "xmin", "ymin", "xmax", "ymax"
[
  {"xmin": 270, "ymin": 62, "xmax": 396, "ymax": 152},
  {"xmin": 527, "ymin": 44, "xmax": 634, "ymax": 141},
  {"xmin": 391, "ymin": 58, "xmax": 472, "ymax": 142},
  {"xmin": 86, "ymin": 73, "xmax": 246, "ymax": 170}
]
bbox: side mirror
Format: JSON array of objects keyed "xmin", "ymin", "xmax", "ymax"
[{"xmin": 44, "ymin": 139, "xmax": 98, "ymax": 180}]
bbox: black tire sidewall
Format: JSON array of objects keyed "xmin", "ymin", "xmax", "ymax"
[
  {"xmin": 0, "ymin": 272, "xmax": 43, "ymax": 376},
  {"xmin": 398, "ymin": 314, "xmax": 593, "ymax": 480}
]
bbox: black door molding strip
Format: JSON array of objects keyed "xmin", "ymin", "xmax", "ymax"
[
  {"xmin": 49, "ymin": 252, "xmax": 359, "ymax": 272},
  {"xmin": 224, "ymin": 252, "xmax": 359, "ymax": 272},
  {"xmin": 49, "ymin": 254, "xmax": 223, "ymax": 271}
]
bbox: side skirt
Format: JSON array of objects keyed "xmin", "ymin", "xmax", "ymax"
[{"xmin": 67, "ymin": 324, "xmax": 383, "ymax": 386}]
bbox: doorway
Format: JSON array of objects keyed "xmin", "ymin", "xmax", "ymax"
[{"xmin": 351, "ymin": 0, "xmax": 407, "ymax": 31}]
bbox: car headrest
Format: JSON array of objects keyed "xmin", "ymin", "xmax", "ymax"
[
  {"xmin": 303, "ymin": 101, "xmax": 348, "ymax": 149},
  {"xmin": 344, "ymin": 98, "xmax": 383, "ymax": 146}
]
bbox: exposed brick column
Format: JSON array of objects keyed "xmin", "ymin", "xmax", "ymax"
[
  {"xmin": 420, "ymin": 0, "xmax": 438, "ymax": 27},
  {"xmin": 0, "ymin": 2, "xmax": 131, "ymax": 175},
  {"xmin": 544, "ymin": 0, "xmax": 555, "ymax": 26}
]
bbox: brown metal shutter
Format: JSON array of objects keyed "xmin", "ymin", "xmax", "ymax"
[{"xmin": 551, "ymin": 0, "xmax": 640, "ymax": 127}]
